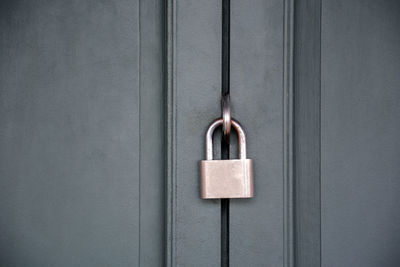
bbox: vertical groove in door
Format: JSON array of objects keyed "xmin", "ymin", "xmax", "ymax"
[
  {"xmin": 139, "ymin": 0, "xmax": 165, "ymax": 266},
  {"xmin": 293, "ymin": 0, "xmax": 322, "ymax": 266},
  {"xmin": 165, "ymin": 0, "xmax": 177, "ymax": 265},
  {"xmin": 221, "ymin": 0, "xmax": 230, "ymax": 266},
  {"xmin": 283, "ymin": 0, "xmax": 295, "ymax": 266},
  {"xmin": 138, "ymin": 1, "xmax": 142, "ymax": 264}
]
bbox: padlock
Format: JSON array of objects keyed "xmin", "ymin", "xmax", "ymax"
[{"xmin": 200, "ymin": 118, "xmax": 254, "ymax": 199}]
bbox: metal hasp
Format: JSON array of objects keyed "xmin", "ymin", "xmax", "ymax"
[{"xmin": 200, "ymin": 118, "xmax": 254, "ymax": 199}]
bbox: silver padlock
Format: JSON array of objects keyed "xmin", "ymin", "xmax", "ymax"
[{"xmin": 200, "ymin": 118, "xmax": 254, "ymax": 199}]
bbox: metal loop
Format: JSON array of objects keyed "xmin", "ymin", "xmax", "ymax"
[
  {"xmin": 221, "ymin": 94, "xmax": 231, "ymax": 138},
  {"xmin": 206, "ymin": 118, "xmax": 246, "ymax": 160}
]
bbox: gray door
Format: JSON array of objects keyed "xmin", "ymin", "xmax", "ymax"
[
  {"xmin": 0, "ymin": 0, "xmax": 164, "ymax": 266},
  {"xmin": 0, "ymin": 0, "xmax": 399, "ymax": 266}
]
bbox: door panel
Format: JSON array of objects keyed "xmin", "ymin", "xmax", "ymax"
[
  {"xmin": 138, "ymin": 0, "xmax": 164, "ymax": 265},
  {"xmin": 0, "ymin": 0, "xmax": 164, "ymax": 266},
  {"xmin": 230, "ymin": 0, "xmax": 285, "ymax": 266},
  {"xmin": 165, "ymin": 0, "xmax": 222, "ymax": 266},
  {"xmin": 321, "ymin": 0, "xmax": 400, "ymax": 266}
]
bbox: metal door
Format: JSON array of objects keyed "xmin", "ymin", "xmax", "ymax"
[
  {"xmin": 1, "ymin": 0, "xmax": 399, "ymax": 266},
  {"xmin": 0, "ymin": 0, "xmax": 164, "ymax": 266}
]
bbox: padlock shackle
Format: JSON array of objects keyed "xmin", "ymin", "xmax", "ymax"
[{"xmin": 206, "ymin": 118, "xmax": 246, "ymax": 160}]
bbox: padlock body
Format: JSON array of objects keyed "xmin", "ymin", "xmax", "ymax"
[{"xmin": 200, "ymin": 159, "xmax": 253, "ymax": 199}]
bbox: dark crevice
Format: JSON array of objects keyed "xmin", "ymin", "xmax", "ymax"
[{"xmin": 221, "ymin": 0, "xmax": 230, "ymax": 266}]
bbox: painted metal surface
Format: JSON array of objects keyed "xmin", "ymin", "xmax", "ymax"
[
  {"xmin": 229, "ymin": 0, "xmax": 286, "ymax": 266},
  {"xmin": 1, "ymin": 0, "xmax": 399, "ymax": 266},
  {"xmin": 165, "ymin": 0, "xmax": 222, "ymax": 266},
  {"xmin": 321, "ymin": 0, "xmax": 400, "ymax": 266},
  {"xmin": 293, "ymin": 0, "xmax": 322, "ymax": 265},
  {"xmin": 0, "ymin": 0, "xmax": 164, "ymax": 266}
]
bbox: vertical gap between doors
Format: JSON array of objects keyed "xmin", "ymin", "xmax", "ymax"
[{"xmin": 221, "ymin": 0, "xmax": 230, "ymax": 266}]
